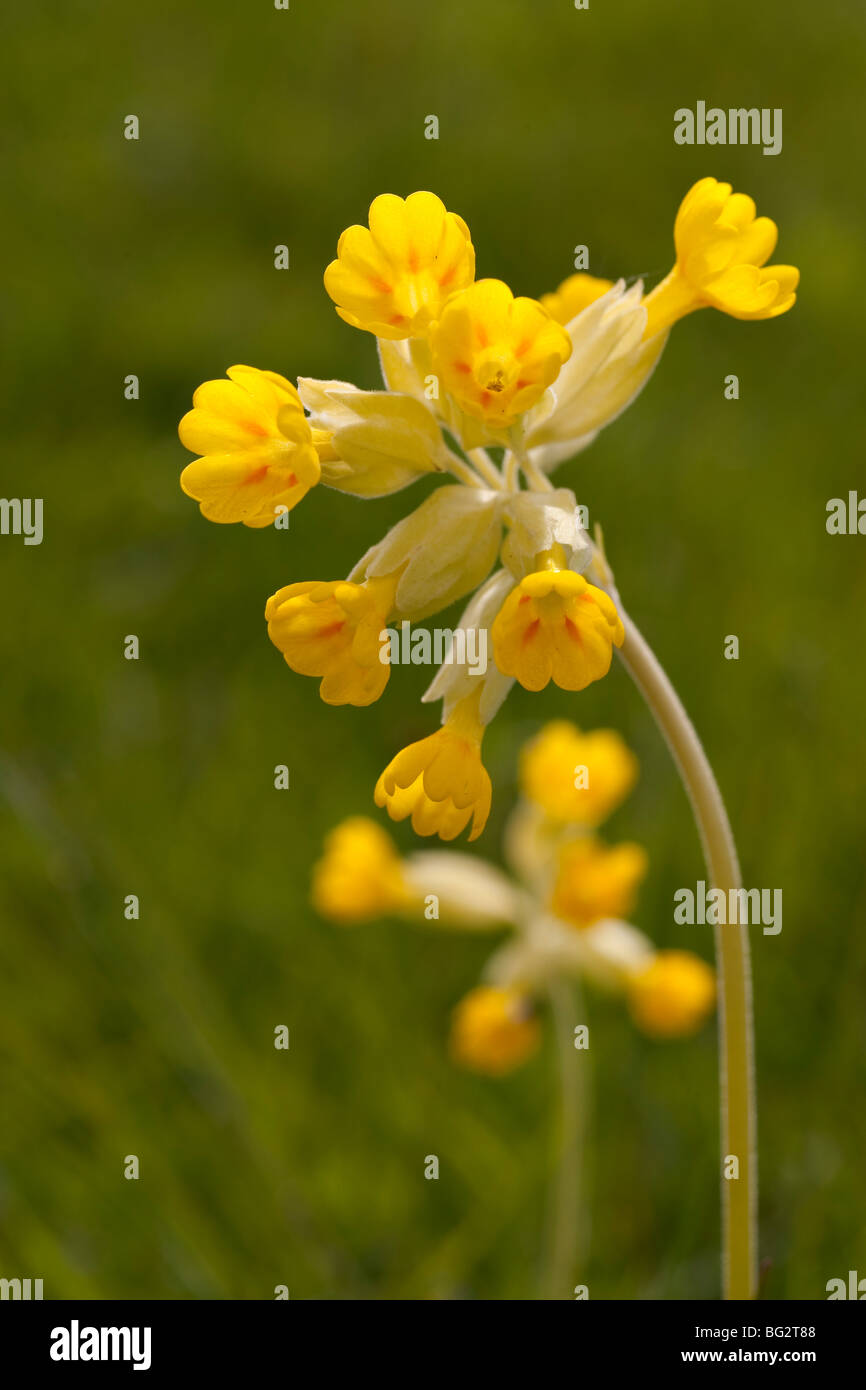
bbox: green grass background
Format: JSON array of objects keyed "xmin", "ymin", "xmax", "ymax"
[{"xmin": 1, "ymin": 0, "xmax": 864, "ymax": 1299}]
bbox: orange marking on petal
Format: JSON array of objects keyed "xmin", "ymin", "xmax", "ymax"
[
  {"xmin": 316, "ymin": 621, "xmax": 346, "ymax": 639},
  {"xmin": 518, "ymin": 594, "xmax": 533, "ymax": 606},
  {"xmin": 243, "ymin": 421, "xmax": 269, "ymax": 437},
  {"xmin": 369, "ymin": 276, "xmax": 393, "ymax": 294},
  {"xmin": 564, "ymin": 617, "xmax": 582, "ymax": 643},
  {"xmin": 244, "ymin": 464, "xmax": 270, "ymax": 484},
  {"xmin": 514, "ymin": 338, "xmax": 531, "ymax": 357},
  {"xmin": 455, "ymin": 361, "xmax": 472, "ymax": 375},
  {"xmin": 521, "ymin": 619, "xmax": 541, "ymax": 645}
]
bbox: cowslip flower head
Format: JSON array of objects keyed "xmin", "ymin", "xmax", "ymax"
[
  {"xmin": 520, "ymin": 720, "xmax": 638, "ymax": 826},
  {"xmin": 627, "ymin": 950, "xmax": 716, "ymax": 1038},
  {"xmin": 374, "ymin": 690, "xmax": 492, "ymax": 841},
  {"xmin": 181, "ymin": 183, "xmax": 798, "ymax": 845},
  {"xmin": 323, "ymin": 191, "xmax": 475, "ymax": 339},
  {"xmin": 642, "ymin": 178, "xmax": 799, "ymax": 339},
  {"xmin": 430, "ymin": 279, "xmax": 572, "ymax": 428},
  {"xmin": 540, "ymin": 272, "xmax": 615, "ymax": 324},
  {"xmin": 265, "ymin": 573, "xmax": 399, "ymax": 707},
  {"xmin": 311, "ymin": 817, "xmax": 408, "ymax": 924},
  {"xmin": 449, "ymin": 985, "xmax": 540, "ymax": 1076},
  {"xmin": 179, "ymin": 366, "xmax": 321, "ymax": 527},
  {"xmin": 491, "ymin": 549, "xmax": 624, "ymax": 692},
  {"xmin": 550, "ymin": 837, "xmax": 648, "ymax": 928}
]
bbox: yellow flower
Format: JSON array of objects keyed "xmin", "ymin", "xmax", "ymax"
[
  {"xmin": 323, "ymin": 191, "xmax": 475, "ymax": 340},
  {"xmin": 540, "ymin": 272, "xmax": 615, "ymax": 324},
  {"xmin": 643, "ymin": 178, "xmax": 799, "ymax": 339},
  {"xmin": 179, "ymin": 366, "xmax": 321, "ymax": 527},
  {"xmin": 627, "ymin": 951, "xmax": 716, "ymax": 1038},
  {"xmin": 550, "ymin": 837, "xmax": 648, "ymax": 928},
  {"xmin": 520, "ymin": 721, "xmax": 638, "ymax": 826},
  {"xmin": 491, "ymin": 558, "xmax": 624, "ymax": 693},
  {"xmin": 265, "ymin": 573, "xmax": 398, "ymax": 707},
  {"xmin": 374, "ymin": 691, "xmax": 492, "ymax": 842},
  {"xmin": 311, "ymin": 816, "xmax": 408, "ymax": 924},
  {"xmin": 430, "ymin": 279, "xmax": 572, "ymax": 428},
  {"xmin": 450, "ymin": 986, "xmax": 540, "ymax": 1076}
]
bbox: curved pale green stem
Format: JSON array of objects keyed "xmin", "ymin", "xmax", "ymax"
[
  {"xmin": 440, "ymin": 420, "xmax": 755, "ymax": 1296},
  {"xmin": 611, "ymin": 600, "xmax": 757, "ymax": 1301},
  {"xmin": 542, "ymin": 977, "xmax": 590, "ymax": 1300}
]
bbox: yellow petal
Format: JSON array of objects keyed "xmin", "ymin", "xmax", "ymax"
[
  {"xmin": 644, "ymin": 178, "xmax": 799, "ymax": 337},
  {"xmin": 324, "ymin": 192, "xmax": 475, "ymax": 339}
]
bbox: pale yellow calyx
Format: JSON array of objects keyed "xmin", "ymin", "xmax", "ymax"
[
  {"xmin": 310, "ymin": 426, "xmax": 340, "ymax": 464},
  {"xmin": 298, "ymin": 378, "xmax": 450, "ymax": 499}
]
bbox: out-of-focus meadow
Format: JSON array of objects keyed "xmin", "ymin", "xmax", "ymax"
[{"xmin": 1, "ymin": 0, "xmax": 864, "ymax": 1299}]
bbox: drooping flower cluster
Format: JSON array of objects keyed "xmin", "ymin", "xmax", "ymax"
[
  {"xmin": 312, "ymin": 722, "xmax": 716, "ymax": 1074},
  {"xmin": 179, "ymin": 181, "xmax": 798, "ymax": 842}
]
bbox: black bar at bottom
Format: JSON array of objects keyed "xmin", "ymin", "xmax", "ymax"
[{"xmin": 0, "ymin": 1298, "xmax": 861, "ymax": 1375}]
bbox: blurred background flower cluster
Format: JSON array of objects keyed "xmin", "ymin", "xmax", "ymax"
[{"xmin": 313, "ymin": 721, "xmax": 716, "ymax": 1075}]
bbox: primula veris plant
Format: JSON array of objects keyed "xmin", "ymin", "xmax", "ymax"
[{"xmin": 179, "ymin": 179, "xmax": 798, "ymax": 1299}]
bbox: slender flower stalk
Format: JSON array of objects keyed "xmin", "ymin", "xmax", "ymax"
[
  {"xmin": 442, "ymin": 453, "xmax": 486, "ymax": 489},
  {"xmin": 542, "ymin": 978, "xmax": 590, "ymax": 1301},
  {"xmin": 466, "ymin": 446, "xmax": 506, "ymax": 490},
  {"xmin": 609, "ymin": 597, "xmax": 756, "ymax": 1301},
  {"xmin": 513, "ymin": 434, "xmax": 754, "ymax": 1295}
]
